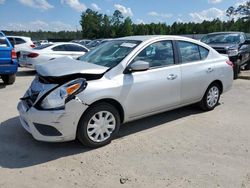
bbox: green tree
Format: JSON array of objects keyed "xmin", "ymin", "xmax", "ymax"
[{"xmin": 121, "ymin": 17, "xmax": 133, "ymax": 36}]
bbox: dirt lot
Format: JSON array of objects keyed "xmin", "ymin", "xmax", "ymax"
[{"xmin": 0, "ymin": 68, "xmax": 250, "ymax": 188}]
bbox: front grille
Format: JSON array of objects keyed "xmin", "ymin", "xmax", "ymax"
[{"xmin": 213, "ymin": 47, "xmax": 227, "ymax": 54}]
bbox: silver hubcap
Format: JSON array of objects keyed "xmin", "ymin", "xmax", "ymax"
[
  {"xmin": 207, "ymin": 86, "xmax": 219, "ymax": 108},
  {"xmin": 87, "ymin": 111, "xmax": 116, "ymax": 143}
]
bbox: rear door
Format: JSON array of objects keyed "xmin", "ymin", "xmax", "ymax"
[
  {"xmin": 177, "ymin": 40, "xmax": 215, "ymax": 104},
  {"xmin": 0, "ymin": 33, "xmax": 12, "ymax": 65}
]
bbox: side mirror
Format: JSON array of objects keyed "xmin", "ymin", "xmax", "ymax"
[{"xmin": 125, "ymin": 60, "xmax": 150, "ymax": 74}]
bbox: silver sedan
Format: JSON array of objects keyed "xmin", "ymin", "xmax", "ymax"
[{"xmin": 18, "ymin": 35, "xmax": 233, "ymax": 147}]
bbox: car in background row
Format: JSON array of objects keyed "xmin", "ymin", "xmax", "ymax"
[
  {"xmin": 86, "ymin": 39, "xmax": 114, "ymax": 50},
  {"xmin": 0, "ymin": 32, "xmax": 18, "ymax": 85},
  {"xmin": 18, "ymin": 42, "xmax": 89, "ymax": 69},
  {"xmin": 18, "ymin": 35, "xmax": 233, "ymax": 147},
  {"xmin": 6, "ymin": 36, "xmax": 35, "ymax": 59},
  {"xmin": 71, "ymin": 39, "xmax": 91, "ymax": 47},
  {"xmin": 201, "ymin": 32, "xmax": 250, "ymax": 79}
]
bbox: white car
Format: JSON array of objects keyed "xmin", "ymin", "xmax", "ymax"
[
  {"xmin": 19, "ymin": 42, "xmax": 89, "ymax": 69},
  {"xmin": 6, "ymin": 36, "xmax": 35, "ymax": 58},
  {"xmin": 18, "ymin": 35, "xmax": 233, "ymax": 147}
]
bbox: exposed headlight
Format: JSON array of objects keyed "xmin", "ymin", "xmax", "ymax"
[
  {"xmin": 227, "ymin": 49, "xmax": 238, "ymax": 57},
  {"xmin": 39, "ymin": 78, "xmax": 87, "ymax": 110}
]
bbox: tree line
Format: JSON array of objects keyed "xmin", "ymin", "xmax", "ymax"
[{"xmin": 3, "ymin": 1, "xmax": 250, "ymax": 40}]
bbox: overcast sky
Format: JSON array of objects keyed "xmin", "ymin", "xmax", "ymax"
[{"xmin": 0, "ymin": 0, "xmax": 247, "ymax": 31}]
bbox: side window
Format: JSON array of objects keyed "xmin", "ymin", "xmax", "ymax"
[
  {"xmin": 133, "ymin": 40, "xmax": 174, "ymax": 68},
  {"xmin": 178, "ymin": 41, "xmax": 200, "ymax": 63},
  {"xmin": 52, "ymin": 45, "xmax": 67, "ymax": 51},
  {"xmin": 65, "ymin": 44, "xmax": 88, "ymax": 52},
  {"xmin": 15, "ymin": 38, "xmax": 26, "ymax": 45},
  {"xmin": 199, "ymin": 46, "xmax": 209, "ymax": 60}
]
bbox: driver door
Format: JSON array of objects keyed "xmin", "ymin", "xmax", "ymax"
[{"xmin": 122, "ymin": 40, "xmax": 181, "ymax": 119}]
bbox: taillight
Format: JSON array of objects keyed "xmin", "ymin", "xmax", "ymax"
[
  {"xmin": 226, "ymin": 60, "xmax": 234, "ymax": 68},
  {"xmin": 27, "ymin": 52, "xmax": 39, "ymax": 58},
  {"xmin": 11, "ymin": 49, "xmax": 17, "ymax": 59},
  {"xmin": 30, "ymin": 44, "xmax": 35, "ymax": 48}
]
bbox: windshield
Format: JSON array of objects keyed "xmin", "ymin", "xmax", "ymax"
[
  {"xmin": 201, "ymin": 33, "xmax": 241, "ymax": 44},
  {"xmin": 79, "ymin": 40, "xmax": 141, "ymax": 68}
]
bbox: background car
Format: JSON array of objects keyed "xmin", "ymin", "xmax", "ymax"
[
  {"xmin": 0, "ymin": 31, "xmax": 18, "ymax": 85},
  {"xmin": 72, "ymin": 39, "xmax": 91, "ymax": 47},
  {"xmin": 18, "ymin": 36, "xmax": 233, "ymax": 148},
  {"xmin": 201, "ymin": 32, "xmax": 250, "ymax": 79},
  {"xmin": 18, "ymin": 42, "xmax": 89, "ymax": 69},
  {"xmin": 6, "ymin": 36, "xmax": 35, "ymax": 60}
]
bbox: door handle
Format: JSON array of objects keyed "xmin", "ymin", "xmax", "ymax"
[
  {"xmin": 167, "ymin": 74, "xmax": 177, "ymax": 80},
  {"xmin": 207, "ymin": 67, "xmax": 214, "ymax": 73}
]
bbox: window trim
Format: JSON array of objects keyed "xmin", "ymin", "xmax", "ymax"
[
  {"xmin": 176, "ymin": 40, "xmax": 209, "ymax": 64},
  {"xmin": 124, "ymin": 40, "xmax": 178, "ymax": 73}
]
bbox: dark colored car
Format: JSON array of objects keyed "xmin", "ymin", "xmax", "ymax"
[
  {"xmin": 201, "ymin": 32, "xmax": 250, "ymax": 79},
  {"xmin": 0, "ymin": 31, "xmax": 18, "ymax": 85}
]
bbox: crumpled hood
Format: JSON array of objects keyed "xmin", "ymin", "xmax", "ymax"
[{"xmin": 35, "ymin": 56, "xmax": 109, "ymax": 77}]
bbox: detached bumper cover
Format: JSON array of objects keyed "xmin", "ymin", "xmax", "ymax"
[{"xmin": 17, "ymin": 99, "xmax": 88, "ymax": 142}]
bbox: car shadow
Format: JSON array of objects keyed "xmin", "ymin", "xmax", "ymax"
[
  {"xmin": 0, "ymin": 105, "xmax": 203, "ymax": 169},
  {"xmin": 16, "ymin": 69, "xmax": 36, "ymax": 77},
  {"xmin": 0, "ymin": 82, "xmax": 6, "ymax": 89}
]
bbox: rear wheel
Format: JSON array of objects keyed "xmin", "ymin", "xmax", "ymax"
[
  {"xmin": 199, "ymin": 83, "xmax": 221, "ymax": 111},
  {"xmin": 77, "ymin": 102, "xmax": 120, "ymax": 148},
  {"xmin": 1, "ymin": 74, "xmax": 16, "ymax": 85}
]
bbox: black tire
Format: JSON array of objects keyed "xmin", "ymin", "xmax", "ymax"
[
  {"xmin": 77, "ymin": 102, "xmax": 120, "ymax": 148},
  {"xmin": 245, "ymin": 61, "xmax": 250, "ymax": 70},
  {"xmin": 1, "ymin": 74, "xmax": 16, "ymax": 85},
  {"xmin": 199, "ymin": 83, "xmax": 221, "ymax": 111},
  {"xmin": 233, "ymin": 62, "xmax": 240, "ymax": 79}
]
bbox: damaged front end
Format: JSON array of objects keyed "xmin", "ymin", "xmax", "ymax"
[
  {"xmin": 17, "ymin": 75, "xmax": 90, "ymax": 142},
  {"xmin": 21, "ymin": 75, "xmax": 88, "ymax": 111}
]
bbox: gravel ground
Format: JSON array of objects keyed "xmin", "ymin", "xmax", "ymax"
[{"xmin": 0, "ymin": 68, "xmax": 250, "ymax": 188}]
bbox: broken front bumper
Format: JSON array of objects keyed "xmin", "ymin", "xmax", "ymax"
[{"xmin": 17, "ymin": 99, "xmax": 88, "ymax": 142}]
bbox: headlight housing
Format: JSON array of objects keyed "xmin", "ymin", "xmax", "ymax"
[
  {"xmin": 227, "ymin": 49, "xmax": 238, "ymax": 57},
  {"xmin": 38, "ymin": 78, "xmax": 87, "ymax": 110}
]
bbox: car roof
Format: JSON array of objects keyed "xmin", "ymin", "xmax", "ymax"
[
  {"xmin": 115, "ymin": 35, "xmax": 198, "ymax": 42},
  {"xmin": 6, "ymin": 36, "xmax": 31, "ymax": 39},
  {"xmin": 206, "ymin": 32, "xmax": 244, "ymax": 35}
]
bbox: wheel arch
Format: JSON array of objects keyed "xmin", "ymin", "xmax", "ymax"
[
  {"xmin": 86, "ymin": 98, "xmax": 125, "ymax": 123},
  {"xmin": 208, "ymin": 80, "xmax": 223, "ymax": 94}
]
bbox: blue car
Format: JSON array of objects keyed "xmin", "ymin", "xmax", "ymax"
[{"xmin": 0, "ymin": 31, "xmax": 18, "ymax": 84}]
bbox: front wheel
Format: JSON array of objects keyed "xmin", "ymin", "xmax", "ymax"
[
  {"xmin": 199, "ymin": 83, "xmax": 221, "ymax": 111},
  {"xmin": 1, "ymin": 74, "xmax": 16, "ymax": 85},
  {"xmin": 77, "ymin": 102, "xmax": 120, "ymax": 148}
]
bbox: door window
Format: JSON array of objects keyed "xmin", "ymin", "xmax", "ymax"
[
  {"xmin": 132, "ymin": 40, "xmax": 174, "ymax": 68},
  {"xmin": 65, "ymin": 44, "xmax": 88, "ymax": 52},
  {"xmin": 14, "ymin": 38, "xmax": 26, "ymax": 45},
  {"xmin": 178, "ymin": 41, "xmax": 201, "ymax": 63},
  {"xmin": 52, "ymin": 45, "xmax": 67, "ymax": 51}
]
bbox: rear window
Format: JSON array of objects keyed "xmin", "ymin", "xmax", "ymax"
[
  {"xmin": 34, "ymin": 44, "xmax": 53, "ymax": 50},
  {"xmin": 0, "ymin": 37, "xmax": 8, "ymax": 47}
]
